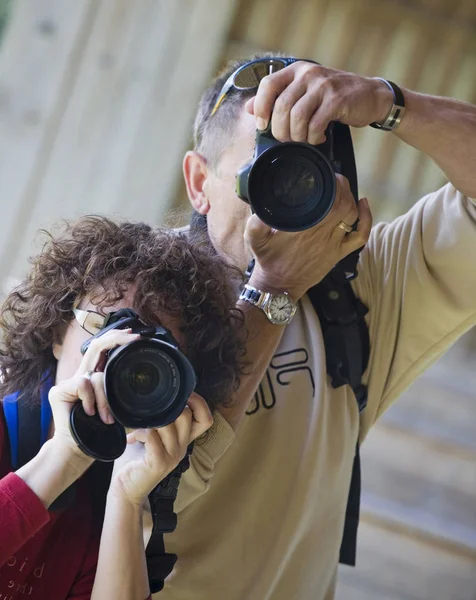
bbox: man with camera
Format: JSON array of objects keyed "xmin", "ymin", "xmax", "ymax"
[
  {"xmin": 158, "ymin": 54, "xmax": 476, "ymax": 599},
  {"xmin": 0, "ymin": 216, "xmax": 245, "ymax": 599}
]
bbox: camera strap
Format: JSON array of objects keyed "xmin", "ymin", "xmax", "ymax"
[
  {"xmin": 145, "ymin": 444, "xmax": 193, "ymax": 593},
  {"xmin": 307, "ymin": 266, "xmax": 369, "ymax": 566}
]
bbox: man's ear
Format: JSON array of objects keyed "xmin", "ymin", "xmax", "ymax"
[{"xmin": 183, "ymin": 151, "xmax": 211, "ymax": 215}]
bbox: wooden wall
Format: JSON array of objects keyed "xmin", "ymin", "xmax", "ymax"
[{"xmin": 0, "ymin": 0, "xmax": 238, "ymax": 290}]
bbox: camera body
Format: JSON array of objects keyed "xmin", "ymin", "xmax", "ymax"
[
  {"xmin": 71, "ymin": 308, "xmax": 196, "ymax": 462},
  {"xmin": 236, "ymin": 121, "xmax": 358, "ymax": 233},
  {"xmin": 80, "ymin": 308, "xmax": 196, "ymax": 429}
]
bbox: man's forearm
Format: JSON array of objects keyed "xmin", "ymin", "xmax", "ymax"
[
  {"xmin": 395, "ymin": 89, "xmax": 476, "ymax": 198},
  {"xmin": 92, "ymin": 489, "xmax": 150, "ymax": 600},
  {"xmin": 218, "ymin": 299, "xmax": 285, "ymax": 431}
]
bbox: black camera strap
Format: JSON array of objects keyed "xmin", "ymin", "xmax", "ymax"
[
  {"xmin": 307, "ymin": 267, "xmax": 369, "ymax": 566},
  {"xmin": 331, "ymin": 121, "xmax": 361, "ymax": 279},
  {"xmin": 145, "ymin": 444, "xmax": 193, "ymax": 593}
]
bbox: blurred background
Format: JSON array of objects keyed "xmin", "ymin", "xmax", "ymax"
[{"xmin": 0, "ymin": 0, "xmax": 475, "ymax": 598}]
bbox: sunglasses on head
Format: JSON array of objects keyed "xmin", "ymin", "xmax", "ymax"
[{"xmin": 211, "ymin": 57, "xmax": 318, "ymax": 117}]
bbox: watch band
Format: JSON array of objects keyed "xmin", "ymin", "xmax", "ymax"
[
  {"xmin": 240, "ymin": 284, "xmax": 266, "ymax": 307},
  {"xmin": 239, "ymin": 284, "xmax": 297, "ymax": 325},
  {"xmin": 369, "ymin": 79, "xmax": 406, "ymax": 131}
]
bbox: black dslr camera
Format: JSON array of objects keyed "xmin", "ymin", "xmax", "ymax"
[
  {"xmin": 236, "ymin": 121, "xmax": 359, "ymax": 232},
  {"xmin": 69, "ymin": 308, "xmax": 196, "ymax": 461}
]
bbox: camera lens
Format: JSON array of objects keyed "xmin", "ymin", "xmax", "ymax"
[
  {"xmin": 115, "ymin": 347, "xmax": 179, "ymax": 416},
  {"xmin": 127, "ymin": 361, "xmax": 161, "ymax": 397},
  {"xmin": 104, "ymin": 338, "xmax": 193, "ymax": 428},
  {"xmin": 270, "ymin": 157, "xmax": 318, "ymax": 208},
  {"xmin": 246, "ymin": 143, "xmax": 336, "ymax": 231}
]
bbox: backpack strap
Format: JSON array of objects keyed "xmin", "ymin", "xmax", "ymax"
[
  {"xmin": 145, "ymin": 444, "xmax": 193, "ymax": 593},
  {"xmin": 2, "ymin": 377, "xmax": 77, "ymax": 511},
  {"xmin": 3, "ymin": 378, "xmax": 53, "ymax": 471},
  {"xmin": 307, "ymin": 267, "xmax": 369, "ymax": 566}
]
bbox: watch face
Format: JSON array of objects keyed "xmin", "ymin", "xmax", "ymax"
[{"xmin": 267, "ymin": 294, "xmax": 296, "ymax": 324}]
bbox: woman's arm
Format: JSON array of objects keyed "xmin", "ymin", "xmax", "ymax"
[
  {"xmin": 15, "ymin": 437, "xmax": 94, "ymax": 508},
  {"xmin": 91, "ymin": 489, "xmax": 150, "ymax": 600},
  {"xmin": 0, "ymin": 437, "xmax": 93, "ymax": 566},
  {"xmin": 91, "ymin": 393, "xmax": 212, "ymax": 600}
]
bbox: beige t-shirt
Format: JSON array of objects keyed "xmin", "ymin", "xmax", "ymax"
[{"xmin": 154, "ymin": 184, "xmax": 476, "ymax": 600}]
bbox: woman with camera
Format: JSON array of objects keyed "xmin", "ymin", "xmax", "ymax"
[{"xmin": 0, "ymin": 216, "xmax": 245, "ymax": 600}]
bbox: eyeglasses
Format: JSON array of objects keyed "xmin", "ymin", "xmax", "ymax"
[
  {"xmin": 73, "ymin": 307, "xmax": 107, "ymax": 335},
  {"xmin": 210, "ymin": 57, "xmax": 300, "ymax": 117}
]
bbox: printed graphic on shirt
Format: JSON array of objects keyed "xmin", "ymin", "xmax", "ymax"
[
  {"xmin": 0, "ymin": 554, "xmax": 46, "ymax": 598},
  {"xmin": 247, "ymin": 348, "xmax": 315, "ymax": 415}
]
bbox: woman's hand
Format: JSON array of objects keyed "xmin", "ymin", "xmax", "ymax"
[
  {"xmin": 48, "ymin": 328, "xmax": 140, "ymax": 457},
  {"xmin": 109, "ymin": 392, "xmax": 213, "ymax": 507}
]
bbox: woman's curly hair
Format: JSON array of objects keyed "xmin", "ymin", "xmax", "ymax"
[{"xmin": 0, "ymin": 216, "xmax": 246, "ymax": 412}]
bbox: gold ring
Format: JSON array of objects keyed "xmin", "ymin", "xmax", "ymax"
[
  {"xmin": 83, "ymin": 370, "xmax": 95, "ymax": 381},
  {"xmin": 337, "ymin": 221, "xmax": 353, "ymax": 234}
]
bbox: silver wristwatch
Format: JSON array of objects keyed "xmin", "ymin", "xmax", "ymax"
[{"xmin": 239, "ymin": 284, "xmax": 297, "ymax": 325}]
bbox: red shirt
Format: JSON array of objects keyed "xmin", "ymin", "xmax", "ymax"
[{"xmin": 0, "ymin": 406, "xmax": 151, "ymax": 600}]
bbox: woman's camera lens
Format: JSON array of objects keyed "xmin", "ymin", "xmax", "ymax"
[
  {"xmin": 104, "ymin": 338, "xmax": 193, "ymax": 428},
  {"xmin": 127, "ymin": 361, "xmax": 160, "ymax": 396}
]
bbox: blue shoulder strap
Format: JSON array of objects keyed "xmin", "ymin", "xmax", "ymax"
[{"xmin": 2, "ymin": 377, "xmax": 53, "ymax": 470}]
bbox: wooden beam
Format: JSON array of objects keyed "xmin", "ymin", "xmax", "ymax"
[
  {"xmin": 0, "ymin": 0, "xmax": 97, "ymax": 280},
  {"xmin": 0, "ymin": 0, "xmax": 238, "ymax": 283}
]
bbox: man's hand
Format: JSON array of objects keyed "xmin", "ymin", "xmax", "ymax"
[
  {"xmin": 245, "ymin": 175, "xmax": 372, "ymax": 301},
  {"xmin": 245, "ymin": 61, "xmax": 393, "ymax": 145}
]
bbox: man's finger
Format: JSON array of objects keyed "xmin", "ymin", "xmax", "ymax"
[
  {"xmin": 244, "ymin": 96, "xmax": 255, "ymax": 115},
  {"xmin": 307, "ymin": 100, "xmax": 335, "ymax": 146},
  {"xmin": 270, "ymin": 79, "xmax": 308, "ymax": 141},
  {"xmin": 288, "ymin": 91, "xmax": 323, "ymax": 143},
  {"xmin": 340, "ymin": 197, "xmax": 373, "ymax": 255},
  {"xmin": 253, "ymin": 67, "xmax": 297, "ymax": 130},
  {"xmin": 244, "ymin": 214, "xmax": 276, "ymax": 252}
]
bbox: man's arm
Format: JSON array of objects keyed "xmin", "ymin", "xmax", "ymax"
[
  {"xmin": 395, "ymin": 91, "xmax": 476, "ymax": 198},
  {"xmin": 353, "ymin": 182, "xmax": 476, "ymax": 437},
  {"xmin": 250, "ymin": 61, "xmax": 476, "ymax": 198},
  {"xmin": 217, "ymin": 300, "xmax": 285, "ymax": 431},
  {"xmin": 217, "ymin": 179, "xmax": 371, "ymax": 431}
]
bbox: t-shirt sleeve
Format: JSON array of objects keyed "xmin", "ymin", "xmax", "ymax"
[
  {"xmin": 0, "ymin": 409, "xmax": 51, "ymax": 566},
  {"xmin": 352, "ymin": 183, "xmax": 476, "ymax": 437},
  {"xmin": 175, "ymin": 411, "xmax": 235, "ymax": 513}
]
